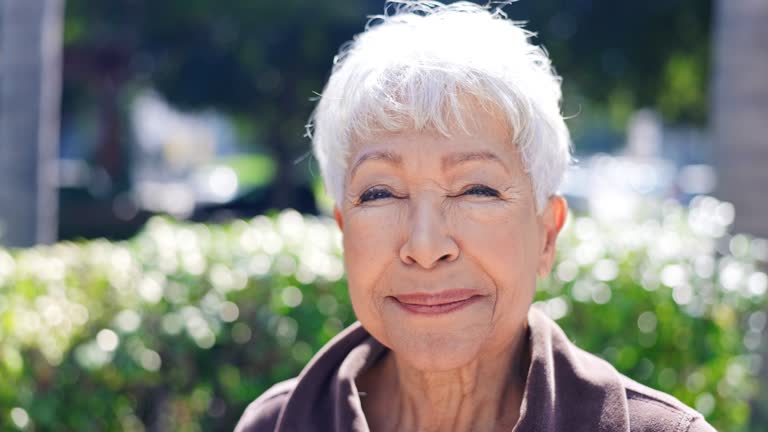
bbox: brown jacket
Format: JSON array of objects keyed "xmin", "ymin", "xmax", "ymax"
[{"xmin": 235, "ymin": 308, "xmax": 716, "ymax": 431}]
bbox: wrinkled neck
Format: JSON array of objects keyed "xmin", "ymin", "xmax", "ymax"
[{"xmin": 358, "ymin": 325, "xmax": 531, "ymax": 432}]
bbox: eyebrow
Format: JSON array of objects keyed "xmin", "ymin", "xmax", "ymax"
[
  {"xmin": 349, "ymin": 149, "xmax": 509, "ymax": 180},
  {"xmin": 349, "ymin": 150, "xmax": 404, "ymax": 180},
  {"xmin": 441, "ymin": 150, "xmax": 509, "ymax": 173}
]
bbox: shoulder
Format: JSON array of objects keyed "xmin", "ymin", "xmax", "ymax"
[
  {"xmin": 620, "ymin": 375, "xmax": 717, "ymax": 432},
  {"xmin": 234, "ymin": 378, "xmax": 298, "ymax": 432}
]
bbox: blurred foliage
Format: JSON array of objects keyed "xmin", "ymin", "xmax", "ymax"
[
  {"xmin": 216, "ymin": 154, "xmax": 276, "ymax": 189},
  {"xmin": 1, "ymin": 196, "xmax": 766, "ymax": 430}
]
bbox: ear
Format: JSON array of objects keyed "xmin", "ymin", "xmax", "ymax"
[
  {"xmin": 333, "ymin": 205, "xmax": 343, "ymax": 231},
  {"xmin": 537, "ymin": 196, "xmax": 568, "ymax": 277}
]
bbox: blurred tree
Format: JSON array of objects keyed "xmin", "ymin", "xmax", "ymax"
[
  {"xmin": 0, "ymin": 0, "xmax": 65, "ymax": 247},
  {"xmin": 504, "ymin": 0, "xmax": 712, "ymax": 151},
  {"xmin": 63, "ymin": 0, "xmax": 376, "ymax": 214},
  {"xmin": 61, "ymin": 0, "xmax": 712, "ymax": 209}
]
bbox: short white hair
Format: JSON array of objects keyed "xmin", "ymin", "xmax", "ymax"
[{"xmin": 308, "ymin": 0, "xmax": 572, "ymax": 212}]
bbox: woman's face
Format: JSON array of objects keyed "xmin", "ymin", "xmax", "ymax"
[{"xmin": 334, "ymin": 106, "xmax": 566, "ymax": 371}]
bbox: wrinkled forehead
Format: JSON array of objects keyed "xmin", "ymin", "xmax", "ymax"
[{"xmin": 342, "ymin": 99, "xmax": 532, "ymax": 190}]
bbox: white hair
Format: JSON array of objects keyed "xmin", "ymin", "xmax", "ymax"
[{"xmin": 308, "ymin": 0, "xmax": 572, "ymax": 212}]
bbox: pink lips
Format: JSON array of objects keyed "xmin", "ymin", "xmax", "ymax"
[{"xmin": 392, "ymin": 289, "xmax": 484, "ymax": 315}]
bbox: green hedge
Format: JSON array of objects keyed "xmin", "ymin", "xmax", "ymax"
[{"xmin": 0, "ymin": 196, "xmax": 765, "ymax": 431}]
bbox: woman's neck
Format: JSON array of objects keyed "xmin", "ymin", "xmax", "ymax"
[{"xmin": 357, "ymin": 328, "xmax": 531, "ymax": 432}]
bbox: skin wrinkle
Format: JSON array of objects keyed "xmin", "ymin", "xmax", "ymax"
[
  {"xmin": 349, "ymin": 149, "xmax": 512, "ymax": 183},
  {"xmin": 371, "ymin": 328, "xmax": 527, "ymax": 432},
  {"xmin": 335, "ymin": 99, "xmax": 566, "ymax": 432}
]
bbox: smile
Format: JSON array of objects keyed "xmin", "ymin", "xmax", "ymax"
[{"xmin": 391, "ymin": 289, "xmax": 484, "ymax": 315}]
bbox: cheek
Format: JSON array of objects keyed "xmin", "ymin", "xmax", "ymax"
[
  {"xmin": 342, "ymin": 209, "xmax": 402, "ymax": 269},
  {"xmin": 341, "ymin": 209, "xmax": 402, "ymax": 305},
  {"xmin": 449, "ymin": 205, "xmax": 540, "ymax": 293},
  {"xmin": 451, "ymin": 202, "xmax": 535, "ymax": 247}
]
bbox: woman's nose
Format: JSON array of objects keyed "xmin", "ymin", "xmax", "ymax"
[{"xmin": 398, "ymin": 198, "xmax": 460, "ymax": 269}]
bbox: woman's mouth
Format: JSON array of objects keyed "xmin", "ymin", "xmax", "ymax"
[{"xmin": 391, "ymin": 289, "xmax": 484, "ymax": 315}]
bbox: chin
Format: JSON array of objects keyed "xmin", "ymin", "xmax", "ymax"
[
  {"xmin": 384, "ymin": 323, "xmax": 491, "ymax": 372},
  {"xmin": 399, "ymin": 344, "xmax": 484, "ymax": 372}
]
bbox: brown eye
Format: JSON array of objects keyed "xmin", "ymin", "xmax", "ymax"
[
  {"xmin": 359, "ymin": 187, "xmax": 394, "ymax": 203},
  {"xmin": 463, "ymin": 185, "xmax": 499, "ymax": 197}
]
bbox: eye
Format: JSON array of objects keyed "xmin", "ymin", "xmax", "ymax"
[
  {"xmin": 359, "ymin": 187, "xmax": 394, "ymax": 203},
  {"xmin": 462, "ymin": 185, "xmax": 499, "ymax": 197}
]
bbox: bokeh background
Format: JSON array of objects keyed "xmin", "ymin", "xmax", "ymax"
[{"xmin": 0, "ymin": 0, "xmax": 766, "ymax": 430}]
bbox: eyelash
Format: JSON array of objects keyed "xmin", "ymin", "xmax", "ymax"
[{"xmin": 358, "ymin": 185, "xmax": 499, "ymax": 203}]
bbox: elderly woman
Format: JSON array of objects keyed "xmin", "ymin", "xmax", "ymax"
[{"xmin": 236, "ymin": 2, "xmax": 715, "ymax": 431}]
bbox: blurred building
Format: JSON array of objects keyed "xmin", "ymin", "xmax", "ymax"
[
  {"xmin": 0, "ymin": 0, "xmax": 63, "ymax": 247},
  {"xmin": 562, "ymin": 109, "xmax": 717, "ymax": 222},
  {"xmin": 712, "ymin": 0, "xmax": 768, "ymax": 239}
]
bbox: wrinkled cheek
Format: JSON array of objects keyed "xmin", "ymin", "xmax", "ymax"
[
  {"xmin": 453, "ymin": 212, "xmax": 538, "ymax": 298},
  {"xmin": 342, "ymin": 249, "xmax": 378, "ymax": 331},
  {"xmin": 342, "ymin": 239, "xmax": 373, "ymax": 303},
  {"xmin": 341, "ymin": 213, "xmax": 400, "ymax": 325},
  {"xmin": 342, "ymin": 222, "xmax": 392, "ymax": 279},
  {"xmin": 343, "ymin": 208, "xmax": 403, "ymax": 264},
  {"xmin": 450, "ymin": 208, "xmax": 519, "ymax": 245}
]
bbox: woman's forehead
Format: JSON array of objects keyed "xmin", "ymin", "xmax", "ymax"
[{"xmin": 346, "ymin": 122, "xmax": 525, "ymax": 183}]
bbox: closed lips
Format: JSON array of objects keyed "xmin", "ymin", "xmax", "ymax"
[{"xmin": 392, "ymin": 289, "xmax": 482, "ymax": 305}]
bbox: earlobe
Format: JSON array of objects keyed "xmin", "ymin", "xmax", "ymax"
[{"xmin": 333, "ymin": 206, "xmax": 344, "ymax": 231}]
